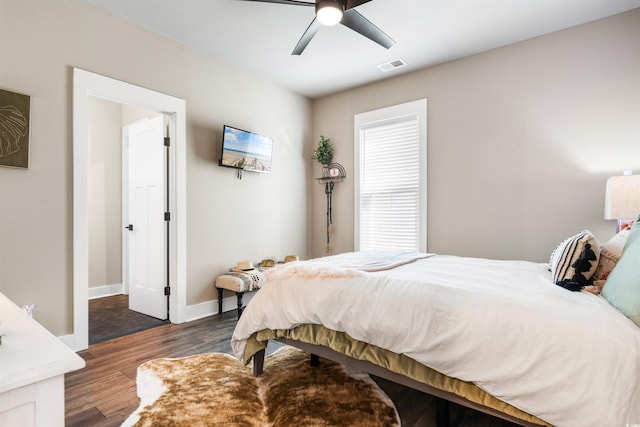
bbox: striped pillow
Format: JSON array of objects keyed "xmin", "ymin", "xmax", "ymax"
[{"xmin": 550, "ymin": 230, "xmax": 600, "ymax": 289}]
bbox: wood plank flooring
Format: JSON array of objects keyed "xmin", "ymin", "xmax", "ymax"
[
  {"xmin": 89, "ymin": 294, "xmax": 168, "ymax": 344},
  {"xmin": 66, "ymin": 312, "xmax": 241, "ymax": 426},
  {"xmin": 65, "ymin": 311, "xmax": 520, "ymax": 426}
]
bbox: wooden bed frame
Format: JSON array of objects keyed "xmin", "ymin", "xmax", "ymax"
[{"xmin": 252, "ymin": 338, "xmax": 546, "ymax": 427}]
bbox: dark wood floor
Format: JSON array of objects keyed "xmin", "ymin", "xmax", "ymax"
[
  {"xmin": 89, "ymin": 294, "xmax": 168, "ymax": 344},
  {"xmin": 66, "ymin": 311, "xmax": 241, "ymax": 426},
  {"xmin": 66, "ymin": 311, "xmax": 520, "ymax": 426}
]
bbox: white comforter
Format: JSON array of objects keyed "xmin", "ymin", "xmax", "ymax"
[{"xmin": 231, "ymin": 252, "xmax": 640, "ymax": 426}]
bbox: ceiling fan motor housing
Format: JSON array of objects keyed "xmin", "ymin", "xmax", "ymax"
[{"xmin": 316, "ymin": 0, "xmax": 345, "ymax": 26}]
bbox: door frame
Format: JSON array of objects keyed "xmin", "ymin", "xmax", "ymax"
[{"xmin": 73, "ymin": 68, "xmax": 187, "ymax": 351}]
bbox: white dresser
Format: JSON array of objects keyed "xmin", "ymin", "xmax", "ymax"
[{"xmin": 0, "ymin": 292, "xmax": 85, "ymax": 427}]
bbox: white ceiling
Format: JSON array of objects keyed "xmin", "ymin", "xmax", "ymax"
[{"xmin": 86, "ymin": 0, "xmax": 640, "ymax": 99}]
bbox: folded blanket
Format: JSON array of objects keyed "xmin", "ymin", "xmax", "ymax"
[{"xmin": 265, "ymin": 251, "xmax": 434, "ymax": 281}]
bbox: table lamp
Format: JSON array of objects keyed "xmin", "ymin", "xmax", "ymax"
[{"xmin": 605, "ymin": 174, "xmax": 640, "ymax": 232}]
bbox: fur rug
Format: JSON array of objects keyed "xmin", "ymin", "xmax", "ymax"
[{"xmin": 122, "ymin": 347, "xmax": 400, "ymax": 427}]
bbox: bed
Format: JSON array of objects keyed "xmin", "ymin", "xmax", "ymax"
[{"xmin": 231, "ymin": 233, "xmax": 640, "ymax": 426}]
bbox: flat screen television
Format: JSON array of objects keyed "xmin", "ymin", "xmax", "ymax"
[{"xmin": 219, "ymin": 125, "xmax": 273, "ymax": 174}]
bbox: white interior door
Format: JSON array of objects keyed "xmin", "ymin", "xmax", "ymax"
[{"xmin": 124, "ymin": 116, "xmax": 167, "ymax": 320}]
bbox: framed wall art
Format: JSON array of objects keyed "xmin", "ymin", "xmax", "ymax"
[{"xmin": 0, "ymin": 88, "xmax": 30, "ymax": 169}]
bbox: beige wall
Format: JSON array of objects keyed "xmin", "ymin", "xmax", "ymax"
[
  {"xmin": 311, "ymin": 9, "xmax": 640, "ymax": 262},
  {"xmin": 0, "ymin": 0, "xmax": 312, "ymax": 335},
  {"xmin": 88, "ymin": 97, "xmax": 123, "ymax": 289}
]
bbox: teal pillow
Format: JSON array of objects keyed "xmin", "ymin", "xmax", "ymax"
[{"xmin": 602, "ymin": 215, "xmax": 640, "ymax": 326}]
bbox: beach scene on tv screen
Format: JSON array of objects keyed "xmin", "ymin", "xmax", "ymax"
[{"xmin": 221, "ymin": 127, "xmax": 272, "ymax": 173}]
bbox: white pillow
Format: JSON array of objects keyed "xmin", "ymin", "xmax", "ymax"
[{"xmin": 593, "ymin": 229, "xmax": 629, "ymax": 281}]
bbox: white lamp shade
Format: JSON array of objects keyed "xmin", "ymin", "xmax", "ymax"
[{"xmin": 604, "ymin": 175, "xmax": 640, "ymax": 220}]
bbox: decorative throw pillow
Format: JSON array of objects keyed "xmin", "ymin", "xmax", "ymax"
[
  {"xmin": 602, "ymin": 215, "xmax": 640, "ymax": 327},
  {"xmin": 549, "ymin": 230, "xmax": 600, "ymax": 291},
  {"xmin": 593, "ymin": 229, "xmax": 630, "ymax": 281}
]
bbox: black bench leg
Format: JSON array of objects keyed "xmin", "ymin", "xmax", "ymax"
[
  {"xmin": 436, "ymin": 397, "xmax": 450, "ymax": 427},
  {"xmin": 217, "ymin": 288, "xmax": 224, "ymax": 315},
  {"xmin": 310, "ymin": 353, "xmax": 320, "ymax": 367},
  {"xmin": 236, "ymin": 292, "xmax": 244, "ymax": 318}
]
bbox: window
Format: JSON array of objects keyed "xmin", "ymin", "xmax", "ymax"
[{"xmin": 354, "ymin": 99, "xmax": 427, "ymax": 252}]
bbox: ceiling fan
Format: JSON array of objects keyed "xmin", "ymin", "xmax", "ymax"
[{"xmin": 239, "ymin": 0, "xmax": 395, "ymax": 55}]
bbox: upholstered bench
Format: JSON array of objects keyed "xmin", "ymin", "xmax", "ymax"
[{"xmin": 215, "ymin": 269, "xmax": 265, "ymax": 319}]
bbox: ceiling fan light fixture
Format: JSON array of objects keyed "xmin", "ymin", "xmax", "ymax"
[{"xmin": 316, "ymin": 0, "xmax": 344, "ymax": 26}]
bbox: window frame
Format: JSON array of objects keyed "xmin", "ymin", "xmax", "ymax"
[{"xmin": 353, "ymin": 99, "xmax": 427, "ymax": 252}]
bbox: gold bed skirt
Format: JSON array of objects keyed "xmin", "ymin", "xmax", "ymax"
[{"xmin": 242, "ymin": 324, "xmax": 550, "ymax": 427}]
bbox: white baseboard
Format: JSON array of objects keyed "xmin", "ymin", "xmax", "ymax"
[
  {"xmin": 183, "ymin": 300, "xmax": 216, "ymax": 322},
  {"xmin": 88, "ymin": 284, "xmax": 124, "ymax": 299},
  {"xmin": 57, "ymin": 334, "xmax": 79, "ymax": 351},
  {"xmin": 183, "ymin": 293, "xmax": 256, "ymax": 322}
]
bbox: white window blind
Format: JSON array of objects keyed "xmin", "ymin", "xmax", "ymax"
[{"xmin": 359, "ymin": 115, "xmax": 420, "ymax": 251}]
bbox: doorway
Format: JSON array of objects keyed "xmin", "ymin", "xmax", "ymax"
[
  {"xmin": 73, "ymin": 68, "xmax": 187, "ymax": 351},
  {"xmin": 87, "ymin": 99, "xmax": 169, "ymax": 343}
]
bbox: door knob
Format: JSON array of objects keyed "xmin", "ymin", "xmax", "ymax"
[{"xmin": 125, "ymin": 224, "xmax": 134, "ymax": 231}]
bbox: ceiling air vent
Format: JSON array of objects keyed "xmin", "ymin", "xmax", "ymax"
[{"xmin": 377, "ymin": 59, "xmax": 407, "ymax": 72}]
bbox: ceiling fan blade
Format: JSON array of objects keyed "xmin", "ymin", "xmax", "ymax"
[
  {"xmin": 236, "ymin": 0, "xmax": 314, "ymax": 6},
  {"xmin": 345, "ymin": 0, "xmax": 372, "ymax": 10},
  {"xmin": 292, "ymin": 17, "xmax": 322, "ymax": 55},
  {"xmin": 341, "ymin": 9, "xmax": 395, "ymax": 49}
]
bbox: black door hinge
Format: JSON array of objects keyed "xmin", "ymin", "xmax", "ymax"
[
  {"xmin": 164, "ymin": 286, "xmax": 171, "ymax": 296},
  {"xmin": 164, "ymin": 212, "xmax": 170, "ymax": 221},
  {"xmin": 164, "ymin": 136, "xmax": 170, "ymax": 147}
]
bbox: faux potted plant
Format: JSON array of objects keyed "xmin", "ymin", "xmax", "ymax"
[{"xmin": 312, "ymin": 135, "xmax": 333, "ymax": 176}]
